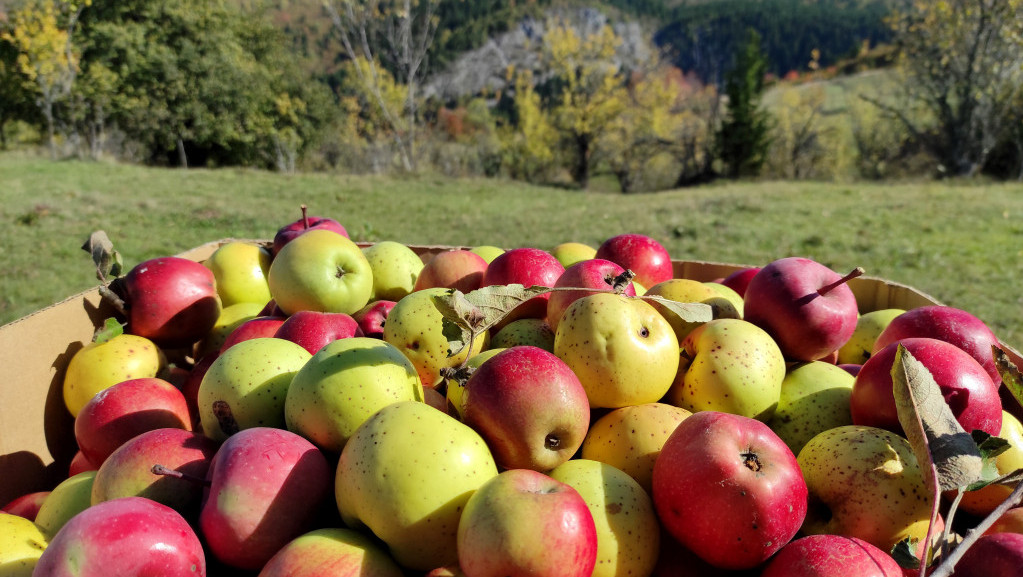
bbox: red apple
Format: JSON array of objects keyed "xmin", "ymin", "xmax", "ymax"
[
  {"xmin": 986, "ymin": 506, "xmax": 1023, "ymax": 536},
  {"xmin": 413, "ymin": 249, "xmax": 489, "ymax": 293},
  {"xmin": 545, "ymin": 258, "xmax": 636, "ymax": 332},
  {"xmin": 272, "ymin": 207, "xmax": 349, "ymax": 256},
  {"xmin": 594, "ymin": 233, "xmax": 673, "ymax": 289},
  {"xmin": 743, "ymin": 257, "xmax": 861, "ymax": 361},
  {"xmin": 113, "ymin": 256, "xmax": 222, "ymax": 349},
  {"xmin": 273, "ymin": 310, "xmax": 363, "ymax": 355},
  {"xmin": 873, "ymin": 305, "xmax": 1002, "ymax": 386},
  {"xmin": 352, "ymin": 300, "xmax": 396, "ymax": 339},
  {"xmin": 462, "ymin": 346, "xmax": 590, "ymax": 472},
  {"xmin": 760, "ymin": 534, "xmax": 902, "ymax": 577},
  {"xmin": 1, "ymin": 491, "xmax": 49, "ymax": 521},
  {"xmin": 652, "ymin": 410, "xmax": 808, "ymax": 570},
  {"xmin": 33, "ymin": 496, "xmax": 207, "ymax": 576},
  {"xmin": 74, "ymin": 377, "xmax": 193, "ymax": 467},
  {"xmin": 456, "ymin": 468, "xmax": 597, "ymax": 577},
  {"xmin": 850, "ymin": 337, "xmax": 1003, "ymax": 437},
  {"xmin": 951, "ymin": 532, "xmax": 1023, "ymax": 577},
  {"xmin": 180, "ymin": 353, "xmax": 217, "ymax": 429},
  {"xmin": 839, "ymin": 363, "xmax": 863, "ymax": 377},
  {"xmin": 69, "ymin": 450, "xmax": 98, "ymax": 477},
  {"xmin": 200, "ymin": 427, "xmax": 333, "ymax": 571},
  {"xmin": 720, "ymin": 266, "xmax": 761, "ymax": 298},
  {"xmin": 481, "ymin": 248, "xmax": 565, "ymax": 325},
  {"xmin": 220, "ymin": 315, "xmax": 287, "ymax": 353}
]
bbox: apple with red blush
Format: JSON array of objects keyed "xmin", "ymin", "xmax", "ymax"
[
  {"xmin": 760, "ymin": 534, "xmax": 902, "ymax": 577},
  {"xmin": 352, "ymin": 300, "xmax": 396, "ymax": 339},
  {"xmin": 594, "ymin": 233, "xmax": 673, "ymax": 290},
  {"xmin": 1, "ymin": 491, "xmax": 49, "ymax": 521},
  {"xmin": 272, "ymin": 205, "xmax": 349, "ymax": 256},
  {"xmin": 481, "ymin": 247, "xmax": 565, "ymax": 325},
  {"xmin": 219, "ymin": 315, "xmax": 287, "ymax": 353},
  {"xmin": 719, "ymin": 266, "xmax": 760, "ymax": 298},
  {"xmin": 545, "ymin": 258, "xmax": 635, "ymax": 332},
  {"xmin": 414, "ymin": 249, "xmax": 489, "ymax": 293},
  {"xmin": 951, "ymin": 532, "xmax": 1023, "ymax": 577},
  {"xmin": 273, "ymin": 310, "xmax": 364, "ymax": 355}
]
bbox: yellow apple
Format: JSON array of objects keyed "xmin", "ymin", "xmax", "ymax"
[
  {"xmin": 204, "ymin": 241, "xmax": 272, "ymax": 308},
  {"xmin": 192, "ymin": 300, "xmax": 265, "ymax": 360},
  {"xmin": 0, "ymin": 512, "xmax": 48, "ymax": 576},
  {"xmin": 837, "ymin": 308, "xmax": 905, "ymax": 366},
  {"xmin": 644, "ymin": 278, "xmax": 741, "ymax": 342},
  {"xmin": 63, "ymin": 333, "xmax": 166, "ymax": 418},
  {"xmin": 957, "ymin": 410, "xmax": 1023, "ymax": 516},
  {"xmin": 550, "ymin": 242, "xmax": 597, "ymax": 269}
]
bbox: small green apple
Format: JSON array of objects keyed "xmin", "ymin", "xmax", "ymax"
[
  {"xmin": 550, "ymin": 242, "xmax": 597, "ymax": 269},
  {"xmin": 766, "ymin": 361, "xmax": 855, "ymax": 455},
  {"xmin": 285, "ymin": 337, "xmax": 424, "ymax": 453},
  {"xmin": 63, "ymin": 333, "xmax": 166, "ymax": 418},
  {"xmin": 197, "ymin": 337, "xmax": 312, "ymax": 442},
  {"xmin": 193, "ymin": 300, "xmax": 265, "ymax": 360},
  {"xmin": 268, "ymin": 229, "xmax": 374, "ymax": 316},
  {"xmin": 666, "ymin": 318, "xmax": 786, "ymax": 421},
  {"xmin": 837, "ymin": 308, "xmax": 905, "ymax": 365},
  {"xmin": 470, "ymin": 245, "xmax": 505, "ymax": 264},
  {"xmin": 0, "ymin": 512, "xmax": 49, "ymax": 575},
  {"xmin": 34, "ymin": 471, "xmax": 96, "ymax": 538},
  {"xmin": 554, "ymin": 292, "xmax": 679, "ymax": 409},
  {"xmin": 490, "ymin": 318, "xmax": 555, "ymax": 352},
  {"xmin": 336, "ymin": 400, "xmax": 499, "ymax": 571},
  {"xmin": 361, "ymin": 240, "xmax": 425, "ymax": 302},
  {"xmin": 204, "ymin": 241, "xmax": 272, "ymax": 308}
]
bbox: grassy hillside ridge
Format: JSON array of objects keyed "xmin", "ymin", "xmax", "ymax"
[{"xmin": 4, "ymin": 152, "xmax": 1023, "ymax": 351}]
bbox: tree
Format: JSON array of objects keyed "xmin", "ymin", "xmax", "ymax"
[
  {"xmin": 324, "ymin": 0, "xmax": 441, "ymax": 172},
  {"xmin": 878, "ymin": 0, "xmax": 1023, "ymax": 177},
  {"xmin": 715, "ymin": 28, "xmax": 772, "ymax": 179},
  {"xmin": 500, "ymin": 68, "xmax": 558, "ymax": 183},
  {"xmin": 0, "ymin": 30, "xmax": 40, "ymax": 149}
]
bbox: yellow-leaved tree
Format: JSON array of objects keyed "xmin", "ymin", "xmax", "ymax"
[{"xmin": 500, "ymin": 68, "xmax": 558, "ymax": 183}]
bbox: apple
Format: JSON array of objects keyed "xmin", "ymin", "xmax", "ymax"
[
  {"xmin": 550, "ymin": 241, "xmax": 598, "ymax": 269},
  {"xmin": 0, "ymin": 511, "xmax": 48, "ymax": 575},
  {"xmin": 74, "ymin": 377, "xmax": 192, "ymax": 467},
  {"xmin": 759, "ymin": 534, "xmax": 903, "ymax": 577},
  {"xmin": 594, "ymin": 233, "xmax": 673, "ymax": 290},
  {"xmin": 68, "ymin": 450, "xmax": 98, "ymax": 477},
  {"xmin": 703, "ymin": 281, "xmax": 745, "ymax": 317},
  {"xmin": 2, "ymin": 491, "xmax": 49, "ymax": 522},
  {"xmin": 957, "ymin": 410, "xmax": 1023, "ymax": 516},
  {"xmin": 837, "ymin": 308, "xmax": 905, "ymax": 366},
  {"xmin": 850, "ymin": 337, "xmax": 1003, "ymax": 437},
  {"xmin": 62, "ymin": 332, "xmax": 166, "ymax": 418},
  {"xmin": 873, "ymin": 305, "xmax": 1003, "ymax": 385},
  {"xmin": 204, "ymin": 240, "xmax": 273, "ymax": 308},
  {"xmin": 200, "ymin": 427, "xmax": 333, "ymax": 571},
  {"xmin": 719, "ymin": 266, "xmax": 760, "ymax": 298},
  {"xmin": 444, "ymin": 347, "xmax": 505, "ymax": 420},
  {"xmin": 285, "ymin": 337, "xmax": 424, "ymax": 453},
  {"xmin": 549, "ymin": 459, "xmax": 660, "ymax": 577},
  {"xmin": 336, "ymin": 400, "xmax": 499, "ymax": 571},
  {"xmin": 192, "ymin": 300, "xmax": 265, "ymax": 360},
  {"xmin": 361, "ymin": 240, "xmax": 425, "ymax": 302},
  {"xmin": 33, "ymin": 471, "xmax": 97, "ymax": 538},
  {"xmin": 33, "ymin": 496, "xmax": 206, "ymax": 576},
  {"xmin": 273, "ymin": 206, "xmax": 349, "ymax": 256},
  {"xmin": 580, "ymin": 402, "xmax": 692, "ymax": 495},
  {"xmin": 950, "ymin": 532, "xmax": 1023, "ymax": 577},
  {"xmin": 90, "ymin": 428, "xmax": 219, "ymax": 516},
  {"xmin": 985, "ymin": 506, "xmax": 1023, "ymax": 536},
  {"xmin": 413, "ymin": 249, "xmax": 489, "ymax": 293},
  {"xmin": 470, "ymin": 245, "xmax": 505, "ymax": 264},
  {"xmin": 258, "ymin": 527, "xmax": 405, "ymax": 577},
  {"xmin": 180, "ymin": 353, "xmax": 217, "ymax": 428},
  {"xmin": 652, "ymin": 410, "xmax": 807, "ymax": 570},
  {"xmin": 481, "ymin": 247, "xmax": 565, "ymax": 324},
  {"xmin": 554, "ymin": 292, "xmax": 679, "ymax": 408},
  {"xmin": 545, "ymin": 258, "xmax": 636, "ymax": 333},
  {"xmin": 267, "ymin": 228, "xmax": 374, "ymax": 316},
  {"xmin": 490, "ymin": 317, "xmax": 556, "ymax": 352},
  {"xmin": 219, "ymin": 314, "xmax": 287, "ymax": 353},
  {"xmin": 462, "ymin": 345, "xmax": 590, "ymax": 472},
  {"xmin": 112, "ymin": 255, "xmax": 222, "ymax": 349},
  {"xmin": 797, "ymin": 425, "xmax": 933, "ymax": 553},
  {"xmin": 197, "ymin": 337, "xmax": 312, "ymax": 441},
  {"xmin": 643, "ymin": 278, "xmax": 740, "ymax": 342},
  {"xmin": 273, "ymin": 309, "xmax": 363, "ymax": 355},
  {"xmin": 743, "ymin": 256, "xmax": 861, "ymax": 361},
  {"xmin": 456, "ymin": 468, "xmax": 597, "ymax": 577},
  {"xmin": 382, "ymin": 287, "xmax": 486, "ymax": 389},
  {"xmin": 352, "ymin": 299, "xmax": 396, "ymax": 339},
  {"xmin": 766, "ymin": 360, "xmax": 856, "ymax": 455},
  {"xmin": 665, "ymin": 318, "xmax": 786, "ymax": 421}
]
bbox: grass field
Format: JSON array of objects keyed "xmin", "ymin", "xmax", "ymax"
[{"xmin": 3, "ymin": 150, "xmax": 1023, "ymax": 350}]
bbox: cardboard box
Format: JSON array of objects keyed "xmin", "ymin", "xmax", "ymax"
[{"xmin": 2, "ymin": 240, "xmax": 1019, "ymax": 506}]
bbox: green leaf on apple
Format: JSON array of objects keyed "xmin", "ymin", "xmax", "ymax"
[
  {"xmin": 93, "ymin": 317, "xmax": 124, "ymax": 344},
  {"xmin": 638, "ymin": 294, "xmax": 714, "ymax": 325},
  {"xmin": 890, "ymin": 537, "xmax": 921, "ymax": 570},
  {"xmin": 994, "ymin": 345, "xmax": 1023, "ymax": 412},
  {"xmin": 435, "ymin": 285, "xmax": 554, "ymax": 358}
]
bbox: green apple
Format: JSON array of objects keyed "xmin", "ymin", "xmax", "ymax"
[
  {"xmin": 336, "ymin": 400, "xmax": 499, "ymax": 571},
  {"xmin": 554, "ymin": 292, "xmax": 679, "ymax": 409},
  {"xmin": 285, "ymin": 337, "xmax": 424, "ymax": 453},
  {"xmin": 470, "ymin": 245, "xmax": 505, "ymax": 264},
  {"xmin": 549, "ymin": 459, "xmax": 660, "ymax": 577},
  {"xmin": 445, "ymin": 347, "xmax": 505, "ymax": 420},
  {"xmin": 34, "ymin": 471, "xmax": 96, "ymax": 538},
  {"xmin": 268, "ymin": 228, "xmax": 374, "ymax": 316},
  {"xmin": 644, "ymin": 278, "xmax": 741, "ymax": 342},
  {"xmin": 703, "ymin": 281, "xmax": 745, "ymax": 318},
  {"xmin": 0, "ymin": 512, "xmax": 48, "ymax": 575},
  {"xmin": 666, "ymin": 318, "xmax": 786, "ymax": 421},
  {"xmin": 797, "ymin": 425, "xmax": 933, "ymax": 553},
  {"xmin": 580, "ymin": 402, "xmax": 691, "ymax": 495},
  {"xmin": 958, "ymin": 410, "xmax": 1023, "ymax": 516},
  {"xmin": 766, "ymin": 361, "xmax": 855, "ymax": 455},
  {"xmin": 550, "ymin": 242, "xmax": 597, "ymax": 269},
  {"xmin": 197, "ymin": 337, "xmax": 312, "ymax": 442},
  {"xmin": 204, "ymin": 241, "xmax": 272, "ymax": 308},
  {"xmin": 193, "ymin": 300, "xmax": 265, "ymax": 360},
  {"xmin": 383, "ymin": 287, "xmax": 486, "ymax": 389},
  {"xmin": 490, "ymin": 318, "xmax": 555, "ymax": 352},
  {"xmin": 63, "ymin": 333, "xmax": 166, "ymax": 418},
  {"xmin": 259, "ymin": 527, "xmax": 405, "ymax": 577},
  {"xmin": 361, "ymin": 240, "xmax": 425, "ymax": 302},
  {"xmin": 837, "ymin": 308, "xmax": 905, "ymax": 365}
]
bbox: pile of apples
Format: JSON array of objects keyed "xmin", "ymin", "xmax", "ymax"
[{"xmin": 3, "ymin": 207, "xmax": 1022, "ymax": 577}]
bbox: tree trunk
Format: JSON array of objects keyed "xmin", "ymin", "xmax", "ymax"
[
  {"xmin": 177, "ymin": 138, "xmax": 188, "ymax": 168},
  {"xmin": 572, "ymin": 135, "xmax": 591, "ymax": 189},
  {"xmin": 44, "ymin": 99, "xmax": 56, "ymax": 160}
]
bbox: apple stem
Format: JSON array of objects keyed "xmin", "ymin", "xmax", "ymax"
[
  {"xmin": 151, "ymin": 464, "xmax": 211, "ymax": 487},
  {"xmin": 301, "ymin": 204, "xmax": 310, "ymax": 230},
  {"xmin": 817, "ymin": 267, "xmax": 865, "ymax": 296}
]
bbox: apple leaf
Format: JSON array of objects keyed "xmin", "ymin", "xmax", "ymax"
[
  {"xmin": 638, "ymin": 295, "xmax": 714, "ymax": 325},
  {"xmin": 81, "ymin": 230, "xmax": 122, "ymax": 282},
  {"xmin": 93, "ymin": 317, "xmax": 124, "ymax": 344},
  {"xmin": 890, "ymin": 538, "xmax": 921, "ymax": 570},
  {"xmin": 434, "ymin": 285, "xmax": 553, "ymax": 358},
  {"xmin": 994, "ymin": 345, "xmax": 1023, "ymax": 412}
]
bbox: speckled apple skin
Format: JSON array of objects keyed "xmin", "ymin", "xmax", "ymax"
[
  {"xmin": 0, "ymin": 511, "xmax": 48, "ymax": 575},
  {"xmin": 767, "ymin": 361, "xmax": 855, "ymax": 456},
  {"xmin": 361, "ymin": 240, "xmax": 424, "ymax": 302},
  {"xmin": 63, "ymin": 333, "xmax": 166, "ymax": 418},
  {"xmin": 258, "ymin": 527, "xmax": 405, "ymax": 577},
  {"xmin": 759, "ymin": 534, "xmax": 902, "ymax": 577}
]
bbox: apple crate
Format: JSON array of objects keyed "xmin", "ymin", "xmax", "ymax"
[{"xmin": 2, "ymin": 239, "xmax": 1021, "ymax": 507}]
